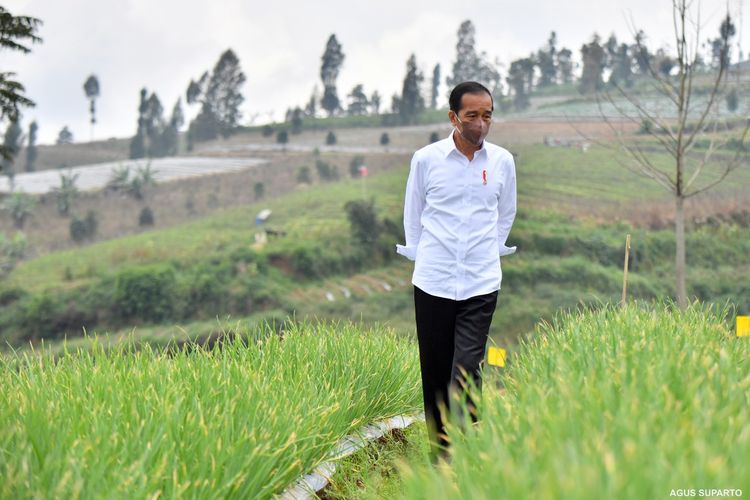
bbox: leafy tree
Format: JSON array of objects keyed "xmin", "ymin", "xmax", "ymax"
[
  {"xmin": 56, "ymin": 126, "xmax": 73, "ymax": 145},
  {"xmin": 579, "ymin": 34, "xmax": 605, "ymax": 94},
  {"xmin": 291, "ymin": 107, "xmax": 303, "ymax": 134},
  {"xmin": 631, "ymin": 30, "xmax": 652, "ymax": 75},
  {"xmin": 305, "ymin": 85, "xmax": 318, "ymax": 117},
  {"xmin": 446, "ymin": 20, "xmax": 501, "ymax": 95},
  {"xmin": 320, "ymin": 34, "xmax": 345, "ymax": 116},
  {"xmin": 344, "ymin": 199, "xmax": 380, "ymax": 247},
  {"xmin": 276, "ymin": 130, "xmax": 288, "ymax": 151},
  {"xmin": 161, "ymin": 98, "xmax": 184, "ymax": 156},
  {"xmin": 25, "ymin": 120, "xmax": 37, "ymax": 171},
  {"xmin": 129, "ymin": 88, "xmax": 148, "ymax": 159},
  {"xmin": 53, "ymin": 170, "xmax": 79, "ymax": 216},
  {"xmin": 347, "ymin": 84, "xmax": 369, "ymax": 116},
  {"xmin": 400, "ymin": 54, "xmax": 425, "ymax": 125},
  {"xmin": 2, "ymin": 191, "xmax": 35, "ymax": 229},
  {"xmin": 1, "ymin": 119, "xmax": 23, "ymax": 187},
  {"xmin": 609, "ymin": 43, "xmax": 634, "ymax": 87},
  {"xmin": 537, "ymin": 32, "xmax": 558, "ymax": 87},
  {"xmin": 370, "ymin": 91, "xmax": 381, "ymax": 115},
  {"xmin": 83, "ymin": 74, "xmax": 100, "ymax": 141},
  {"xmin": 507, "ymin": 58, "xmax": 533, "ymax": 110},
  {"xmin": 145, "ymin": 92, "xmax": 165, "ymax": 157},
  {"xmin": 0, "ymin": 6, "xmax": 42, "ymax": 160},
  {"xmin": 431, "ymin": 63, "xmax": 441, "ymax": 109},
  {"xmin": 556, "ymin": 47, "xmax": 574, "ymax": 84},
  {"xmin": 709, "ymin": 14, "xmax": 736, "ymax": 70},
  {"xmin": 726, "ymin": 87, "xmax": 739, "ymax": 112},
  {"xmin": 187, "ymin": 50, "xmax": 246, "ymax": 142}
]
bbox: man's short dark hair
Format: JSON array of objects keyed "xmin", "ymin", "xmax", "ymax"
[{"xmin": 449, "ymin": 81, "xmax": 493, "ymax": 113}]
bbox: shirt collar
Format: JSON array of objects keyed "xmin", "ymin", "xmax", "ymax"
[{"xmin": 443, "ymin": 129, "xmax": 488, "ymax": 159}]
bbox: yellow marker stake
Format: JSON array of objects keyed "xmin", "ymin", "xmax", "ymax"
[
  {"xmin": 737, "ymin": 316, "xmax": 749, "ymax": 337},
  {"xmin": 487, "ymin": 347, "xmax": 507, "ymax": 367}
]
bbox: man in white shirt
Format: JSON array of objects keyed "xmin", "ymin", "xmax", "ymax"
[{"xmin": 396, "ymin": 81, "xmax": 517, "ymax": 462}]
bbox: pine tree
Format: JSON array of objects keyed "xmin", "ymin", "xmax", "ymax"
[
  {"xmin": 537, "ymin": 32, "xmax": 558, "ymax": 87},
  {"xmin": 370, "ymin": 91, "xmax": 381, "ymax": 115},
  {"xmin": 400, "ymin": 54, "xmax": 425, "ymax": 125},
  {"xmin": 1, "ymin": 120, "xmax": 23, "ymax": 188},
  {"xmin": 205, "ymin": 49, "xmax": 246, "ymax": 138},
  {"xmin": 431, "ymin": 64, "xmax": 441, "ymax": 109},
  {"xmin": 0, "ymin": 6, "xmax": 42, "ymax": 160},
  {"xmin": 291, "ymin": 107, "xmax": 303, "ymax": 134},
  {"xmin": 347, "ymin": 84, "xmax": 369, "ymax": 116},
  {"xmin": 161, "ymin": 98, "xmax": 183, "ymax": 157},
  {"xmin": 25, "ymin": 121, "xmax": 37, "ymax": 171},
  {"xmin": 83, "ymin": 75, "xmax": 100, "ymax": 141},
  {"xmin": 579, "ymin": 34, "xmax": 606, "ymax": 94},
  {"xmin": 556, "ymin": 47, "xmax": 574, "ymax": 84},
  {"xmin": 129, "ymin": 88, "xmax": 148, "ymax": 159},
  {"xmin": 446, "ymin": 20, "xmax": 500, "ymax": 94},
  {"xmin": 56, "ymin": 126, "xmax": 73, "ymax": 145},
  {"xmin": 320, "ymin": 34, "xmax": 345, "ymax": 116}
]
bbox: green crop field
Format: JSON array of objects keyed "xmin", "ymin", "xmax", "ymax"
[
  {"xmin": 0, "ymin": 321, "xmax": 421, "ymax": 498},
  {"xmin": 398, "ymin": 303, "xmax": 750, "ymax": 499}
]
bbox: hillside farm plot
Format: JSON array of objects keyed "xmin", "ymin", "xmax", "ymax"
[{"xmin": 0, "ymin": 157, "xmax": 268, "ymax": 194}]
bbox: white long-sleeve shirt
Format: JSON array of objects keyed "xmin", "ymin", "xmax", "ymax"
[{"xmin": 396, "ymin": 131, "xmax": 517, "ymax": 300}]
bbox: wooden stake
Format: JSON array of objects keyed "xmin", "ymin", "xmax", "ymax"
[{"xmin": 621, "ymin": 234, "xmax": 631, "ymax": 308}]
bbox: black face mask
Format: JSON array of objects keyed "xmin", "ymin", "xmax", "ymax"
[{"xmin": 455, "ymin": 116, "xmax": 488, "ymax": 146}]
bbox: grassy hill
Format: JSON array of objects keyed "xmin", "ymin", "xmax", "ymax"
[{"xmin": 1, "ymin": 136, "xmax": 748, "ymax": 349}]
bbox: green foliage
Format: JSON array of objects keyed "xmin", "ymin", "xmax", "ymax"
[
  {"xmin": 726, "ymin": 87, "xmax": 739, "ymax": 112},
  {"xmin": 0, "ymin": 322, "xmax": 421, "ymax": 497},
  {"xmin": 69, "ymin": 210, "xmax": 97, "ymax": 243},
  {"xmin": 276, "ymin": 130, "xmax": 288, "ymax": 150},
  {"xmin": 138, "ymin": 206, "xmax": 154, "ymax": 226},
  {"xmin": 325, "ymin": 130, "xmax": 337, "ymax": 145},
  {"xmin": 113, "ymin": 264, "xmax": 177, "ymax": 322},
  {"xmin": 380, "ymin": 132, "xmax": 390, "ymax": 147},
  {"xmin": 186, "ymin": 49, "xmax": 246, "ymax": 142},
  {"xmin": 297, "ymin": 166, "xmax": 312, "ymax": 184},
  {"xmin": 2, "ymin": 191, "xmax": 35, "ymax": 229},
  {"xmin": 24, "ymin": 121, "xmax": 37, "ymax": 171},
  {"xmin": 400, "ymin": 303, "xmax": 750, "ymax": 498},
  {"xmin": 321, "ymin": 34, "xmax": 345, "ymax": 116},
  {"xmin": 53, "ymin": 170, "xmax": 79, "ymax": 216},
  {"xmin": 0, "ymin": 231, "xmax": 26, "ymax": 277},
  {"xmin": 345, "ymin": 198, "xmax": 380, "ymax": 247},
  {"xmin": 254, "ymin": 182, "xmax": 264, "ymax": 200},
  {"xmin": 0, "ymin": 6, "xmax": 42, "ymax": 157},
  {"xmin": 349, "ymin": 155, "xmax": 365, "ymax": 178},
  {"xmin": 399, "ymin": 54, "xmax": 425, "ymax": 125},
  {"xmin": 261, "ymin": 124, "xmax": 274, "ymax": 137},
  {"xmin": 315, "ymin": 159, "xmax": 339, "ymax": 181}
]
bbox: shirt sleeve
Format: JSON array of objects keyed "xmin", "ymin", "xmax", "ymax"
[
  {"xmin": 396, "ymin": 153, "xmax": 425, "ymax": 261},
  {"xmin": 497, "ymin": 154, "xmax": 517, "ymax": 257}
]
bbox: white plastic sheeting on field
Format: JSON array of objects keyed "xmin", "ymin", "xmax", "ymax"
[
  {"xmin": 280, "ymin": 413, "xmax": 425, "ymax": 499},
  {"xmin": 0, "ymin": 156, "xmax": 267, "ymax": 194}
]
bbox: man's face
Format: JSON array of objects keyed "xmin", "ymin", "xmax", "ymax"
[{"xmin": 449, "ymin": 92, "xmax": 493, "ymax": 146}]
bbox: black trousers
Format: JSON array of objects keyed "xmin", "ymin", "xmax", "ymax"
[{"xmin": 413, "ymin": 285, "xmax": 498, "ymax": 459}]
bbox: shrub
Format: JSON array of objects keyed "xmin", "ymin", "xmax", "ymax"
[
  {"xmin": 349, "ymin": 155, "xmax": 365, "ymax": 178},
  {"xmin": 297, "ymin": 166, "xmax": 312, "ymax": 184},
  {"xmin": 139, "ymin": 206, "xmax": 154, "ymax": 226},
  {"xmin": 70, "ymin": 216, "xmax": 89, "ymax": 242},
  {"xmin": 315, "ymin": 160, "xmax": 339, "ymax": 181},
  {"xmin": 113, "ymin": 264, "xmax": 177, "ymax": 322},
  {"xmin": 429, "ymin": 131, "xmax": 440, "ymax": 143},
  {"xmin": 326, "ymin": 131, "xmax": 337, "ymax": 145},
  {"xmin": 254, "ymin": 182, "xmax": 265, "ymax": 200},
  {"xmin": 380, "ymin": 132, "xmax": 390, "ymax": 146}
]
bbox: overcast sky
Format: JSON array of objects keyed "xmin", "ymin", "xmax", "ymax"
[{"xmin": 4, "ymin": 0, "xmax": 744, "ymax": 144}]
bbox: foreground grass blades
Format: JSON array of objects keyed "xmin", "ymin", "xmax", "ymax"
[
  {"xmin": 399, "ymin": 303, "xmax": 750, "ymax": 499},
  {"xmin": 0, "ymin": 321, "xmax": 421, "ymax": 498}
]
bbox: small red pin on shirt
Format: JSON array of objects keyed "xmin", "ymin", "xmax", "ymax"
[{"xmin": 482, "ymin": 169, "xmax": 487, "ymax": 185}]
